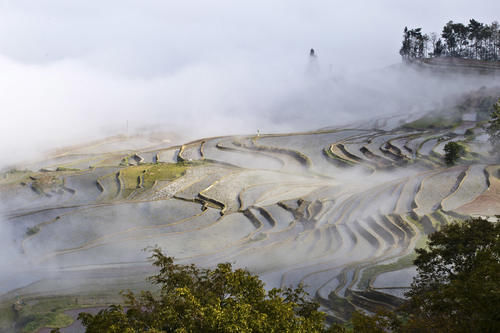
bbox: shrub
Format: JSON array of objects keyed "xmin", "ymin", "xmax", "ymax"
[
  {"xmin": 444, "ymin": 141, "xmax": 464, "ymax": 166},
  {"xmin": 26, "ymin": 226, "xmax": 40, "ymax": 236}
]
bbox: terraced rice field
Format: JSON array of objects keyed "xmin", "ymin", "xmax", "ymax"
[{"xmin": 1, "ymin": 113, "xmax": 499, "ymax": 329}]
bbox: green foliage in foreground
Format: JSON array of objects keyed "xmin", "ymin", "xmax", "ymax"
[
  {"xmin": 50, "ymin": 218, "xmax": 499, "ymax": 332},
  {"xmin": 75, "ymin": 248, "xmax": 335, "ymax": 333},
  {"xmin": 353, "ymin": 217, "xmax": 500, "ymax": 332}
]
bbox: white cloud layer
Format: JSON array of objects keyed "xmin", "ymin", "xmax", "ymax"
[{"xmin": 0, "ymin": 0, "xmax": 499, "ymax": 167}]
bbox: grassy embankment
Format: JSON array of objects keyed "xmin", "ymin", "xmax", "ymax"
[{"xmin": 119, "ymin": 162, "xmax": 190, "ymax": 198}]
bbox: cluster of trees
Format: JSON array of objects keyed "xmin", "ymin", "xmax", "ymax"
[
  {"xmin": 400, "ymin": 19, "xmax": 500, "ymax": 60},
  {"xmin": 53, "ymin": 217, "xmax": 499, "ymax": 333}
]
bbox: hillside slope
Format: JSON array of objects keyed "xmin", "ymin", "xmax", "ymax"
[{"xmin": 1, "ymin": 89, "xmax": 499, "ymax": 331}]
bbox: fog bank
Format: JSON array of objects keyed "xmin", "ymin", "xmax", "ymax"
[{"xmin": 1, "ymin": 0, "xmax": 500, "ymax": 167}]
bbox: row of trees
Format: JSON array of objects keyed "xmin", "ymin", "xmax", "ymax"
[{"xmin": 400, "ymin": 19, "xmax": 500, "ymax": 61}]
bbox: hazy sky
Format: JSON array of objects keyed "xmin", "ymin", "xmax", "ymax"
[
  {"xmin": 0, "ymin": 1, "xmax": 499, "ymax": 166},
  {"xmin": 1, "ymin": 1, "xmax": 499, "ymax": 72}
]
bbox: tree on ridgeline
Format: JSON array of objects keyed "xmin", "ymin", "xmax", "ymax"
[
  {"xmin": 434, "ymin": 38, "xmax": 444, "ymax": 57},
  {"xmin": 441, "ymin": 21, "xmax": 458, "ymax": 56},
  {"xmin": 455, "ymin": 22, "xmax": 469, "ymax": 56},
  {"xmin": 468, "ymin": 19, "xmax": 484, "ymax": 59},
  {"xmin": 350, "ymin": 217, "xmax": 500, "ymax": 332},
  {"xmin": 429, "ymin": 32, "xmax": 443, "ymax": 57},
  {"xmin": 400, "ymin": 19, "xmax": 500, "ymax": 61},
  {"xmin": 400, "ymin": 27, "xmax": 428, "ymax": 60},
  {"xmin": 400, "ymin": 27, "xmax": 411, "ymax": 60},
  {"xmin": 491, "ymin": 21, "xmax": 500, "ymax": 60}
]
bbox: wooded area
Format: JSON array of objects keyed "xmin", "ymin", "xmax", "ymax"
[{"xmin": 400, "ymin": 19, "xmax": 500, "ymax": 61}]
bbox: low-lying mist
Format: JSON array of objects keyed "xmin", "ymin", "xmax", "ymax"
[{"xmin": 1, "ymin": 53, "xmax": 498, "ymax": 169}]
